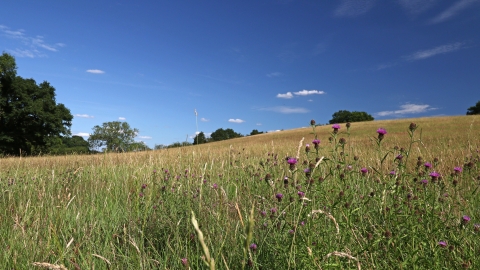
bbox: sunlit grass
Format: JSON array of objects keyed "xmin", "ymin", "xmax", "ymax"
[{"xmin": 1, "ymin": 115, "xmax": 479, "ymax": 269}]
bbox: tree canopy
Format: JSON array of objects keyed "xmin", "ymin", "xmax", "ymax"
[
  {"xmin": 466, "ymin": 101, "xmax": 480, "ymax": 115},
  {"xmin": 88, "ymin": 121, "xmax": 139, "ymax": 152},
  {"xmin": 193, "ymin": 131, "xmax": 207, "ymax": 144},
  {"xmin": 249, "ymin": 129, "xmax": 264, "ymax": 136},
  {"xmin": 210, "ymin": 128, "xmax": 242, "ymax": 141},
  {"xmin": 0, "ymin": 53, "xmax": 73, "ymax": 155},
  {"xmin": 329, "ymin": 110, "xmax": 374, "ymax": 124}
]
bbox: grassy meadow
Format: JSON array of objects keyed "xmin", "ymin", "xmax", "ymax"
[{"xmin": 1, "ymin": 115, "xmax": 480, "ymax": 269}]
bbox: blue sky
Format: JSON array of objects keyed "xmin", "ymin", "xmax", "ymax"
[{"xmin": 2, "ymin": 0, "xmax": 480, "ymax": 147}]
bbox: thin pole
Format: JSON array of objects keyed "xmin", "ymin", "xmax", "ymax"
[{"xmin": 195, "ymin": 109, "xmax": 198, "ymax": 145}]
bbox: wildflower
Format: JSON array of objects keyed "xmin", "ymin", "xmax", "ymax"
[
  {"xmin": 332, "ymin": 124, "xmax": 340, "ymax": 134},
  {"xmin": 249, "ymin": 243, "xmax": 257, "ymax": 252},
  {"xmin": 339, "ymin": 138, "xmax": 346, "ymax": 145},
  {"xmin": 297, "ymin": 191, "xmax": 305, "ymax": 198},
  {"xmin": 212, "ymin": 183, "xmax": 218, "ymax": 189},
  {"xmin": 389, "ymin": 170, "xmax": 396, "ymax": 176},
  {"xmin": 141, "ymin": 184, "xmax": 147, "ymax": 189},
  {"xmin": 360, "ymin": 168, "xmax": 368, "ymax": 175},
  {"xmin": 409, "ymin": 122, "xmax": 417, "ymax": 131},
  {"xmin": 462, "ymin": 215, "xmax": 471, "ymax": 224},
  {"xmin": 260, "ymin": 210, "xmax": 266, "ymax": 217},
  {"xmin": 275, "ymin": 193, "xmax": 284, "ymax": 202},
  {"xmin": 181, "ymin": 258, "xmax": 188, "ymax": 267},
  {"xmin": 300, "ymin": 221, "xmax": 305, "ymax": 226},
  {"xmin": 420, "ymin": 179, "xmax": 428, "ymax": 185},
  {"xmin": 304, "ymin": 168, "xmax": 311, "ymax": 176},
  {"xmin": 287, "ymin": 158, "xmax": 297, "ymax": 170},
  {"xmin": 153, "ymin": 169, "xmax": 157, "ymax": 173},
  {"xmin": 139, "ymin": 192, "xmax": 144, "ymax": 197},
  {"xmin": 283, "ymin": 176, "xmax": 289, "ymax": 185},
  {"xmin": 270, "ymin": 208, "xmax": 277, "ymax": 214},
  {"xmin": 346, "ymin": 122, "xmax": 351, "ymax": 129},
  {"xmin": 424, "ymin": 162, "xmax": 432, "ymax": 169},
  {"xmin": 305, "ymin": 144, "xmax": 310, "ymax": 153},
  {"xmin": 289, "ymin": 229, "xmax": 295, "ymax": 234},
  {"xmin": 395, "ymin": 154, "xmax": 403, "ymax": 161},
  {"xmin": 474, "ymin": 224, "xmax": 480, "ymax": 232},
  {"xmin": 454, "ymin": 167, "xmax": 462, "ymax": 174},
  {"xmin": 429, "ymin": 171, "xmax": 440, "ymax": 181},
  {"xmin": 438, "ymin": 241, "xmax": 447, "ymax": 248},
  {"xmin": 377, "ymin": 128, "xmax": 387, "ymax": 141},
  {"xmin": 312, "ymin": 139, "xmax": 320, "ymax": 149},
  {"xmin": 310, "ymin": 119, "xmax": 316, "ymax": 126}
]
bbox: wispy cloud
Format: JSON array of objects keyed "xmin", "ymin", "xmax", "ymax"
[
  {"xmin": 74, "ymin": 114, "xmax": 94, "ymax": 118},
  {"xmin": 267, "ymin": 72, "xmax": 282, "ymax": 78},
  {"xmin": 73, "ymin": 132, "xmax": 90, "ymax": 137},
  {"xmin": 0, "ymin": 25, "xmax": 63, "ymax": 58},
  {"xmin": 260, "ymin": 106, "xmax": 309, "ymax": 114},
  {"xmin": 86, "ymin": 69, "xmax": 105, "ymax": 74},
  {"xmin": 277, "ymin": 90, "xmax": 325, "ymax": 98},
  {"xmin": 294, "ymin": 90, "xmax": 325, "ymax": 96},
  {"xmin": 200, "ymin": 117, "xmax": 209, "ymax": 122},
  {"xmin": 228, "ymin": 118, "xmax": 245, "ymax": 123},
  {"xmin": 118, "ymin": 117, "xmax": 126, "ymax": 121},
  {"xmin": 277, "ymin": 92, "xmax": 294, "ymax": 99},
  {"xmin": 404, "ymin": 42, "xmax": 465, "ymax": 61},
  {"xmin": 334, "ymin": 0, "xmax": 376, "ymax": 17},
  {"xmin": 398, "ymin": 0, "xmax": 437, "ymax": 15},
  {"xmin": 430, "ymin": 0, "xmax": 480, "ymax": 24},
  {"xmin": 376, "ymin": 103, "xmax": 437, "ymax": 116},
  {"xmin": 138, "ymin": 136, "xmax": 152, "ymax": 140},
  {"xmin": 375, "ymin": 62, "xmax": 398, "ymax": 70},
  {"xmin": 256, "ymin": 123, "xmax": 262, "ymax": 126}
]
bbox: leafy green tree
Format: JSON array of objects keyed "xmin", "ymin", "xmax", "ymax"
[
  {"xmin": 249, "ymin": 129, "xmax": 264, "ymax": 136},
  {"xmin": 210, "ymin": 128, "xmax": 242, "ymax": 141},
  {"xmin": 466, "ymin": 101, "xmax": 480, "ymax": 115},
  {"xmin": 154, "ymin": 144, "xmax": 166, "ymax": 150},
  {"xmin": 88, "ymin": 121, "xmax": 139, "ymax": 152},
  {"xmin": 193, "ymin": 131, "xmax": 207, "ymax": 144},
  {"xmin": 0, "ymin": 53, "xmax": 73, "ymax": 155},
  {"xmin": 329, "ymin": 110, "xmax": 374, "ymax": 124},
  {"xmin": 48, "ymin": 135, "xmax": 90, "ymax": 155}
]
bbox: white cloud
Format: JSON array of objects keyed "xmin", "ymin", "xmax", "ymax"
[
  {"xmin": 256, "ymin": 123, "xmax": 262, "ymax": 126},
  {"xmin": 138, "ymin": 136, "xmax": 152, "ymax": 140},
  {"xmin": 228, "ymin": 118, "xmax": 245, "ymax": 123},
  {"xmin": 308, "ymin": 99, "xmax": 313, "ymax": 102},
  {"xmin": 74, "ymin": 114, "xmax": 94, "ymax": 118},
  {"xmin": 260, "ymin": 106, "xmax": 309, "ymax": 114},
  {"xmin": 398, "ymin": 0, "xmax": 437, "ymax": 15},
  {"xmin": 0, "ymin": 25, "xmax": 63, "ymax": 57},
  {"xmin": 267, "ymin": 72, "xmax": 282, "ymax": 77},
  {"xmin": 200, "ymin": 117, "xmax": 209, "ymax": 122},
  {"xmin": 405, "ymin": 42, "xmax": 465, "ymax": 61},
  {"xmin": 294, "ymin": 90, "xmax": 325, "ymax": 96},
  {"xmin": 277, "ymin": 92, "xmax": 294, "ymax": 99},
  {"xmin": 430, "ymin": 0, "xmax": 480, "ymax": 24},
  {"xmin": 376, "ymin": 103, "xmax": 437, "ymax": 116},
  {"xmin": 334, "ymin": 0, "xmax": 376, "ymax": 17},
  {"xmin": 86, "ymin": 69, "xmax": 105, "ymax": 74},
  {"xmin": 73, "ymin": 132, "xmax": 90, "ymax": 137},
  {"xmin": 118, "ymin": 117, "xmax": 126, "ymax": 121}
]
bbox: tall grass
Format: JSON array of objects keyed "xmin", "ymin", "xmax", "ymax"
[{"xmin": 1, "ymin": 115, "xmax": 479, "ymax": 269}]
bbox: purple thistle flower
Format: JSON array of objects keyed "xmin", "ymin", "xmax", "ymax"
[
  {"xmin": 297, "ymin": 191, "xmax": 305, "ymax": 198},
  {"xmin": 288, "ymin": 229, "xmax": 295, "ymax": 234},
  {"xmin": 389, "ymin": 170, "xmax": 396, "ymax": 176},
  {"xmin": 462, "ymin": 215, "xmax": 471, "ymax": 224},
  {"xmin": 139, "ymin": 192, "xmax": 144, "ymax": 197},
  {"xmin": 141, "ymin": 184, "xmax": 147, "ymax": 189},
  {"xmin": 420, "ymin": 179, "xmax": 428, "ymax": 185},
  {"xmin": 312, "ymin": 139, "xmax": 321, "ymax": 146},
  {"xmin": 429, "ymin": 171, "xmax": 440, "ymax": 181},
  {"xmin": 454, "ymin": 167, "xmax": 462, "ymax": 174},
  {"xmin": 474, "ymin": 224, "xmax": 480, "ymax": 232},
  {"xmin": 260, "ymin": 210, "xmax": 266, "ymax": 217},
  {"xmin": 376, "ymin": 128, "xmax": 387, "ymax": 135},
  {"xmin": 275, "ymin": 193, "xmax": 284, "ymax": 202},
  {"xmin": 181, "ymin": 258, "xmax": 188, "ymax": 266},
  {"xmin": 249, "ymin": 243, "xmax": 257, "ymax": 252},
  {"xmin": 212, "ymin": 183, "xmax": 218, "ymax": 189},
  {"xmin": 424, "ymin": 162, "xmax": 432, "ymax": 169},
  {"xmin": 287, "ymin": 158, "xmax": 297, "ymax": 165},
  {"xmin": 360, "ymin": 168, "xmax": 368, "ymax": 175},
  {"xmin": 305, "ymin": 144, "xmax": 310, "ymax": 153},
  {"xmin": 332, "ymin": 124, "xmax": 341, "ymax": 130},
  {"xmin": 270, "ymin": 207, "xmax": 277, "ymax": 214},
  {"xmin": 438, "ymin": 241, "xmax": 447, "ymax": 248}
]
